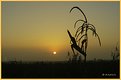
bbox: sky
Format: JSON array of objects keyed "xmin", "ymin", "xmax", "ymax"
[{"xmin": 2, "ymin": 1, "xmax": 120, "ymax": 61}]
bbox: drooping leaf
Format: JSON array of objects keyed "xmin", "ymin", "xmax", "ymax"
[
  {"xmin": 76, "ymin": 30, "xmax": 86, "ymax": 41},
  {"xmin": 77, "ymin": 34, "xmax": 87, "ymax": 42},
  {"xmin": 84, "ymin": 40, "xmax": 88, "ymax": 52},
  {"xmin": 95, "ymin": 33, "xmax": 101, "ymax": 46},
  {"xmin": 75, "ymin": 23, "xmax": 86, "ymax": 38},
  {"xmin": 87, "ymin": 27, "xmax": 96, "ymax": 36},
  {"xmin": 88, "ymin": 23, "xmax": 96, "ymax": 31},
  {"xmin": 74, "ymin": 19, "xmax": 85, "ymax": 28},
  {"xmin": 78, "ymin": 36, "xmax": 87, "ymax": 47},
  {"xmin": 70, "ymin": 6, "xmax": 87, "ymax": 22},
  {"xmin": 75, "ymin": 26, "xmax": 82, "ymax": 37}
]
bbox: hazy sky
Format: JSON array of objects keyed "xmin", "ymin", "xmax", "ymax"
[{"xmin": 2, "ymin": 1, "xmax": 120, "ymax": 61}]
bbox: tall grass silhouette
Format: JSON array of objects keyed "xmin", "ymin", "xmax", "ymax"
[
  {"xmin": 111, "ymin": 42, "xmax": 119, "ymax": 61},
  {"xmin": 68, "ymin": 6, "xmax": 101, "ymax": 62}
]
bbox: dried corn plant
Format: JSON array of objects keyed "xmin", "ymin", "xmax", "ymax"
[{"xmin": 68, "ymin": 6, "xmax": 101, "ymax": 62}]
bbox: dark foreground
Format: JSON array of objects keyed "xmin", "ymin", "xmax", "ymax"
[{"xmin": 2, "ymin": 60, "xmax": 119, "ymax": 78}]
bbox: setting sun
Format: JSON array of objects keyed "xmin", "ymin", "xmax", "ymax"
[{"xmin": 53, "ymin": 51, "xmax": 56, "ymax": 55}]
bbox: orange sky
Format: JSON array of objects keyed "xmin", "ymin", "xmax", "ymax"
[{"xmin": 2, "ymin": 1, "xmax": 120, "ymax": 61}]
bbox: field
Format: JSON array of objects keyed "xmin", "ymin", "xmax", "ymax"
[{"xmin": 2, "ymin": 60, "xmax": 119, "ymax": 78}]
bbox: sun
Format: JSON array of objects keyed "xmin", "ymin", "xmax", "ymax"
[{"xmin": 53, "ymin": 51, "xmax": 56, "ymax": 55}]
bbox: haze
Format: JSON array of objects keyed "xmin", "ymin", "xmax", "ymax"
[{"xmin": 2, "ymin": 1, "xmax": 120, "ymax": 61}]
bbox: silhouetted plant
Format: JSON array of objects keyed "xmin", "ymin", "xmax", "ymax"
[
  {"xmin": 67, "ymin": 51, "xmax": 82, "ymax": 63},
  {"xmin": 78, "ymin": 54, "xmax": 82, "ymax": 63},
  {"xmin": 111, "ymin": 43, "xmax": 119, "ymax": 61},
  {"xmin": 68, "ymin": 6, "xmax": 101, "ymax": 62},
  {"xmin": 72, "ymin": 52, "xmax": 79, "ymax": 62},
  {"xmin": 67, "ymin": 30, "xmax": 86, "ymax": 62},
  {"xmin": 67, "ymin": 51, "xmax": 71, "ymax": 62}
]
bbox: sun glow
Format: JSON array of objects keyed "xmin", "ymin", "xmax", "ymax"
[{"xmin": 53, "ymin": 51, "xmax": 56, "ymax": 55}]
